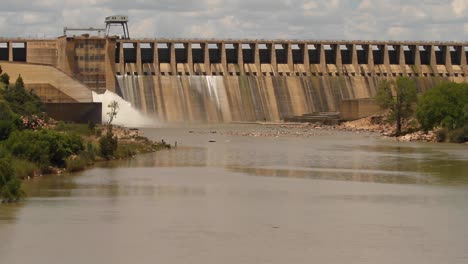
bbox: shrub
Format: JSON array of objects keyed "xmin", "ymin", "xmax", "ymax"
[
  {"xmin": 0, "ymin": 157, "xmax": 23, "ymax": 203},
  {"xmin": 436, "ymin": 128, "xmax": 448, "ymax": 142},
  {"xmin": 85, "ymin": 141, "xmax": 97, "ymax": 161},
  {"xmin": 88, "ymin": 121, "xmax": 96, "ymax": 133},
  {"xmin": 1, "ymin": 75, "xmax": 43, "ymax": 116},
  {"xmin": 0, "ymin": 100, "xmax": 21, "ymax": 140},
  {"xmin": 65, "ymin": 154, "xmax": 90, "ymax": 172},
  {"xmin": 448, "ymin": 128, "xmax": 466, "ymax": 143},
  {"xmin": 0, "ymin": 120, "xmax": 15, "ymax": 141},
  {"xmin": 99, "ymin": 130, "xmax": 118, "ymax": 159},
  {"xmin": 11, "ymin": 158, "xmax": 40, "ymax": 179},
  {"xmin": 417, "ymin": 82, "xmax": 468, "ymax": 132},
  {"xmin": 4, "ymin": 130, "xmax": 84, "ymax": 168},
  {"xmin": 114, "ymin": 144, "xmax": 137, "ymax": 159},
  {"xmin": 0, "ymin": 73, "xmax": 10, "ymax": 85}
]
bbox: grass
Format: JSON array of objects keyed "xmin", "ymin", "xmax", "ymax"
[
  {"xmin": 65, "ymin": 153, "xmax": 92, "ymax": 172},
  {"xmin": 11, "ymin": 158, "xmax": 40, "ymax": 179},
  {"xmin": 54, "ymin": 122, "xmax": 96, "ymax": 137}
]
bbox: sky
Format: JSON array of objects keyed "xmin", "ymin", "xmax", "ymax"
[{"xmin": 1, "ymin": 0, "xmax": 468, "ymax": 41}]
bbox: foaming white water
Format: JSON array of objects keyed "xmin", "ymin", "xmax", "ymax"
[{"xmin": 92, "ymin": 90, "xmax": 160, "ymax": 128}]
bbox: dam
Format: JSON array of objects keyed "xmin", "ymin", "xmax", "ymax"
[{"xmin": 1, "ymin": 35, "xmax": 467, "ymax": 122}]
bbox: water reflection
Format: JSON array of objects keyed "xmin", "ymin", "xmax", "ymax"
[
  {"xmin": 1, "ymin": 126, "xmax": 468, "ymax": 264},
  {"xmin": 98, "ymin": 137, "xmax": 468, "ymax": 186}
]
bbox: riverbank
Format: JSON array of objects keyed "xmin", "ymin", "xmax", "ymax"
[
  {"xmin": 220, "ymin": 115, "xmax": 442, "ymax": 143},
  {"xmin": 22, "ymin": 124, "xmax": 171, "ymax": 178},
  {"xmin": 1, "ymin": 120, "xmax": 170, "ymax": 204}
]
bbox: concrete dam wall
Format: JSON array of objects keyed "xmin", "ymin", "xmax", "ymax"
[
  {"xmin": 115, "ymin": 67, "xmax": 450, "ymax": 122},
  {"xmin": 112, "ymin": 39, "xmax": 467, "ymax": 122},
  {"xmin": 2, "ymin": 37, "xmax": 467, "ymax": 122}
]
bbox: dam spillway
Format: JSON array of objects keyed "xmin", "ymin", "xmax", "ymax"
[
  {"xmin": 1, "ymin": 37, "xmax": 467, "ymax": 122},
  {"xmin": 112, "ymin": 39, "xmax": 465, "ymax": 122},
  {"xmin": 115, "ymin": 74, "xmax": 442, "ymax": 122}
]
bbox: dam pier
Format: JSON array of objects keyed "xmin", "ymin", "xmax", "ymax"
[{"xmin": 1, "ymin": 35, "xmax": 467, "ymax": 122}]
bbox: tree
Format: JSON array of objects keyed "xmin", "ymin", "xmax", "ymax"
[
  {"xmin": 375, "ymin": 77, "xmax": 418, "ymax": 136},
  {"xmin": 0, "ymin": 73, "xmax": 10, "ymax": 85},
  {"xmin": 99, "ymin": 100, "xmax": 119, "ymax": 159},
  {"xmin": 0, "ymin": 100, "xmax": 20, "ymax": 140},
  {"xmin": 15, "ymin": 74, "xmax": 24, "ymax": 88},
  {"xmin": 2, "ymin": 75, "xmax": 42, "ymax": 116},
  {"xmin": 416, "ymin": 82, "xmax": 468, "ymax": 132},
  {"xmin": 106, "ymin": 100, "xmax": 119, "ymax": 126}
]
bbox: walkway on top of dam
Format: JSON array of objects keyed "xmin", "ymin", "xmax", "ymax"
[{"xmin": 116, "ymin": 38, "xmax": 468, "ymax": 46}]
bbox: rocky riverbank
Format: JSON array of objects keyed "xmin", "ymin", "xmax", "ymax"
[
  {"xmin": 218, "ymin": 114, "xmax": 439, "ymax": 143},
  {"xmin": 339, "ymin": 114, "xmax": 438, "ymax": 143}
]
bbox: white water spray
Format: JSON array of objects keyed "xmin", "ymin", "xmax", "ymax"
[{"xmin": 92, "ymin": 90, "xmax": 159, "ymax": 128}]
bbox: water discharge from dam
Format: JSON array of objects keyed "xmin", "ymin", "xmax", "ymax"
[
  {"xmin": 92, "ymin": 90, "xmax": 159, "ymax": 127},
  {"xmin": 114, "ymin": 71, "xmax": 446, "ymax": 123}
]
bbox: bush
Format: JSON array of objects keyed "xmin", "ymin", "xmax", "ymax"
[
  {"xmin": 11, "ymin": 158, "xmax": 40, "ymax": 179},
  {"xmin": 99, "ymin": 129, "xmax": 118, "ymax": 159},
  {"xmin": 436, "ymin": 128, "xmax": 448, "ymax": 142},
  {"xmin": 448, "ymin": 128, "xmax": 467, "ymax": 143},
  {"xmin": 0, "ymin": 157, "xmax": 23, "ymax": 203},
  {"xmin": 0, "ymin": 73, "xmax": 10, "ymax": 85},
  {"xmin": 417, "ymin": 82, "xmax": 468, "ymax": 132},
  {"xmin": 1, "ymin": 75, "xmax": 43, "ymax": 117},
  {"xmin": 4, "ymin": 130, "xmax": 84, "ymax": 168},
  {"xmin": 114, "ymin": 144, "xmax": 137, "ymax": 159},
  {"xmin": 0, "ymin": 120, "xmax": 15, "ymax": 141},
  {"xmin": 0, "ymin": 100, "xmax": 21, "ymax": 140},
  {"xmin": 65, "ymin": 154, "xmax": 90, "ymax": 172},
  {"xmin": 86, "ymin": 141, "xmax": 97, "ymax": 161}
]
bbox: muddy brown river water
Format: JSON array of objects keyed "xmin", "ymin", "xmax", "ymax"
[{"xmin": 1, "ymin": 125, "xmax": 467, "ymax": 264}]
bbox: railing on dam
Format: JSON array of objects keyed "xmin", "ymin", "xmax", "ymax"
[
  {"xmin": 115, "ymin": 39, "xmax": 468, "ymax": 77},
  {"xmin": 1, "ymin": 37, "xmax": 468, "ymax": 78}
]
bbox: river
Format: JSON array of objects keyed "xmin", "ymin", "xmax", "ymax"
[{"xmin": 1, "ymin": 125, "xmax": 467, "ymax": 264}]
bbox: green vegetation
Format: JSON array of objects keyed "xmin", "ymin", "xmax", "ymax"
[
  {"xmin": 65, "ymin": 153, "xmax": 92, "ymax": 173},
  {"xmin": 416, "ymin": 82, "xmax": 468, "ymax": 143},
  {"xmin": 0, "ymin": 67, "xmax": 165, "ymax": 203},
  {"xmin": 99, "ymin": 100, "xmax": 119, "ymax": 159},
  {"xmin": 375, "ymin": 77, "xmax": 418, "ymax": 136},
  {"xmin": 4, "ymin": 130, "xmax": 84, "ymax": 168},
  {"xmin": 375, "ymin": 78, "xmax": 467, "ymax": 143},
  {"xmin": 0, "ymin": 157, "xmax": 24, "ymax": 203},
  {"xmin": 0, "ymin": 71, "xmax": 39, "ymax": 202},
  {"xmin": 2, "ymin": 75, "xmax": 43, "ymax": 116},
  {"xmin": 99, "ymin": 129, "xmax": 118, "ymax": 159}
]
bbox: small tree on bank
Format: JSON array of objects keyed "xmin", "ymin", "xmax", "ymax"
[
  {"xmin": 375, "ymin": 77, "xmax": 418, "ymax": 136},
  {"xmin": 99, "ymin": 100, "xmax": 119, "ymax": 159},
  {"xmin": 106, "ymin": 100, "xmax": 119, "ymax": 127}
]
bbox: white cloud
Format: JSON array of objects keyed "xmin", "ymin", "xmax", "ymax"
[
  {"xmin": 452, "ymin": 0, "xmax": 468, "ymax": 16},
  {"xmin": 0, "ymin": 0, "xmax": 466, "ymax": 41}
]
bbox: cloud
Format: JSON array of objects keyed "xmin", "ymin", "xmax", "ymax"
[
  {"xmin": 0, "ymin": 0, "xmax": 466, "ymax": 41},
  {"xmin": 452, "ymin": 0, "xmax": 468, "ymax": 16}
]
